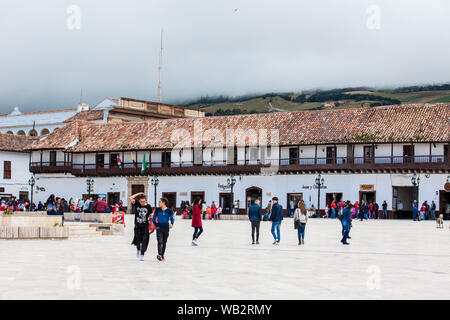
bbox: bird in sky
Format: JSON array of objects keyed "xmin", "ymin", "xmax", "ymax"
[{"xmin": 233, "ymin": 8, "xmax": 238, "ymax": 13}]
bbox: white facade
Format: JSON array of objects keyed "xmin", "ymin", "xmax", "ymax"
[
  {"xmin": 0, "ymin": 151, "xmax": 32, "ymax": 199},
  {"xmin": 31, "ymin": 172, "xmax": 448, "ymax": 211},
  {"xmin": 0, "ymin": 107, "xmax": 78, "ymax": 136}
]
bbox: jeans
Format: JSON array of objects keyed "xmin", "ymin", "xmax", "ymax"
[
  {"xmin": 193, "ymin": 226, "xmax": 203, "ymax": 240},
  {"xmin": 382, "ymin": 209, "xmax": 387, "ymax": 219},
  {"xmin": 251, "ymin": 221, "xmax": 260, "ymax": 242},
  {"xmin": 331, "ymin": 208, "xmax": 336, "ymax": 219},
  {"xmin": 355, "ymin": 209, "xmax": 359, "ymax": 219},
  {"xmin": 133, "ymin": 226, "xmax": 149, "ymax": 255},
  {"xmin": 341, "ymin": 221, "xmax": 350, "ymax": 243},
  {"xmin": 413, "ymin": 211, "xmax": 418, "ymax": 221},
  {"xmin": 431, "ymin": 210, "xmax": 435, "ymax": 220},
  {"xmin": 156, "ymin": 228, "xmax": 169, "ymax": 256},
  {"xmin": 297, "ymin": 223, "xmax": 306, "ymax": 242},
  {"xmin": 271, "ymin": 221, "xmax": 281, "ymax": 242}
]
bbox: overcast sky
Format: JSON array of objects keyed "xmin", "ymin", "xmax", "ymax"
[{"xmin": 0, "ymin": 0, "xmax": 449, "ymax": 112}]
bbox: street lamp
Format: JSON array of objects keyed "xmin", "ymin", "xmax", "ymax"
[
  {"xmin": 28, "ymin": 175, "xmax": 35, "ymax": 211},
  {"xmin": 227, "ymin": 175, "xmax": 237, "ymax": 214},
  {"xmin": 315, "ymin": 174, "xmax": 325, "ymax": 217},
  {"xmin": 86, "ymin": 177, "xmax": 94, "ymax": 197},
  {"xmin": 151, "ymin": 175, "xmax": 159, "ymax": 208},
  {"xmin": 411, "ymin": 173, "xmax": 420, "ymax": 203}
]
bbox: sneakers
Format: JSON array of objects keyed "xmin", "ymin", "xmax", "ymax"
[
  {"xmin": 157, "ymin": 255, "xmax": 163, "ymax": 261},
  {"xmin": 192, "ymin": 240, "xmax": 198, "ymax": 246},
  {"xmin": 136, "ymin": 249, "xmax": 140, "ymax": 259},
  {"xmin": 252, "ymin": 241, "xmax": 255, "ymax": 245},
  {"xmin": 302, "ymin": 239, "xmax": 304, "ymax": 245},
  {"xmin": 256, "ymin": 241, "xmax": 259, "ymax": 245},
  {"xmin": 139, "ymin": 254, "xmax": 144, "ymax": 261},
  {"xmin": 273, "ymin": 240, "xmax": 278, "ymax": 245},
  {"xmin": 298, "ymin": 242, "xmax": 301, "ymax": 245}
]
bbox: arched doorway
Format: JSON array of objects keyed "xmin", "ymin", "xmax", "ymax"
[
  {"xmin": 246, "ymin": 187, "xmax": 262, "ymax": 210},
  {"xmin": 41, "ymin": 128, "xmax": 50, "ymax": 135},
  {"xmin": 6, "ymin": 131, "xmax": 13, "ymax": 134},
  {"xmin": 17, "ymin": 130, "xmax": 25, "ymax": 136},
  {"xmin": 29, "ymin": 129, "xmax": 38, "ymax": 136}
]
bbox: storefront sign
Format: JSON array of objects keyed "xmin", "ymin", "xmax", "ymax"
[
  {"xmin": 218, "ymin": 183, "xmax": 231, "ymax": 190},
  {"xmin": 360, "ymin": 184, "xmax": 375, "ymax": 191},
  {"xmin": 444, "ymin": 183, "xmax": 450, "ymax": 192}
]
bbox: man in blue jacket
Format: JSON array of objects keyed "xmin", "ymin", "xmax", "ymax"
[
  {"xmin": 153, "ymin": 197, "xmax": 175, "ymax": 261},
  {"xmin": 248, "ymin": 199, "xmax": 262, "ymax": 245},
  {"xmin": 341, "ymin": 201, "xmax": 353, "ymax": 245},
  {"xmin": 269, "ymin": 197, "xmax": 284, "ymax": 245}
]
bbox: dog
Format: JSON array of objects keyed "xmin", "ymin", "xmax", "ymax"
[{"xmin": 436, "ymin": 214, "xmax": 444, "ymax": 229}]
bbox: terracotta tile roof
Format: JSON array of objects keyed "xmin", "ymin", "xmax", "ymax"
[
  {"xmin": 64, "ymin": 110, "xmax": 105, "ymax": 123},
  {"xmin": 26, "ymin": 104, "xmax": 450, "ymax": 152},
  {"xmin": 0, "ymin": 133, "xmax": 38, "ymax": 152}
]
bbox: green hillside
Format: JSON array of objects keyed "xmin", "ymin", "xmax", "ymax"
[{"xmin": 183, "ymin": 84, "xmax": 450, "ymax": 116}]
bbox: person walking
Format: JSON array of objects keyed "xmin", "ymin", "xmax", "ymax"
[
  {"xmin": 288, "ymin": 200, "xmax": 295, "ymax": 218},
  {"xmin": 331, "ymin": 201, "xmax": 336, "ymax": 219},
  {"xmin": 373, "ymin": 201, "xmax": 379, "ymax": 219},
  {"xmin": 424, "ymin": 201, "xmax": 430, "ymax": 220},
  {"xmin": 129, "ymin": 192, "xmax": 152, "ymax": 261},
  {"xmin": 192, "ymin": 197, "xmax": 203, "ymax": 246},
  {"xmin": 324, "ymin": 204, "xmax": 329, "ymax": 218},
  {"xmin": 294, "ymin": 201, "xmax": 308, "ymax": 245},
  {"xmin": 269, "ymin": 197, "xmax": 283, "ymax": 245},
  {"xmin": 412, "ymin": 200, "xmax": 419, "ymax": 221},
  {"xmin": 354, "ymin": 201, "xmax": 359, "ymax": 219},
  {"xmin": 431, "ymin": 201, "xmax": 436, "ymax": 220},
  {"xmin": 382, "ymin": 201, "xmax": 388, "ymax": 219},
  {"xmin": 266, "ymin": 200, "xmax": 272, "ymax": 217},
  {"xmin": 211, "ymin": 201, "xmax": 217, "ymax": 220},
  {"xmin": 341, "ymin": 202, "xmax": 353, "ymax": 245},
  {"xmin": 153, "ymin": 197, "xmax": 174, "ymax": 261},
  {"xmin": 360, "ymin": 200, "xmax": 367, "ymax": 221},
  {"xmin": 248, "ymin": 199, "xmax": 262, "ymax": 245}
]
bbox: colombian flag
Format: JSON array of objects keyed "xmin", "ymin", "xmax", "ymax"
[{"xmin": 131, "ymin": 152, "xmax": 137, "ymax": 168}]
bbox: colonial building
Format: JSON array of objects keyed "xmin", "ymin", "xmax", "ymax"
[
  {"xmin": 0, "ymin": 97, "xmax": 204, "ymax": 136},
  {"xmin": 0, "ymin": 134, "xmax": 36, "ymax": 201},
  {"xmin": 25, "ymin": 103, "xmax": 450, "ymax": 217}
]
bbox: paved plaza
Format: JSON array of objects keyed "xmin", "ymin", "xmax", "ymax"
[{"xmin": 0, "ymin": 216, "xmax": 449, "ymax": 300}]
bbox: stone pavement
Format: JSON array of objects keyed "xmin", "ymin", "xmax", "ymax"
[{"xmin": 0, "ymin": 216, "xmax": 449, "ymax": 300}]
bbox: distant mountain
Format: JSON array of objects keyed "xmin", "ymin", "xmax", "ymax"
[{"xmin": 182, "ymin": 84, "xmax": 450, "ymax": 116}]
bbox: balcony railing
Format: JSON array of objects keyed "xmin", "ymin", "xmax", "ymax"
[{"xmin": 30, "ymin": 155, "xmax": 449, "ymax": 175}]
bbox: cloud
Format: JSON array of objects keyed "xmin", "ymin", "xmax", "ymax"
[{"xmin": 0, "ymin": 0, "xmax": 449, "ymax": 111}]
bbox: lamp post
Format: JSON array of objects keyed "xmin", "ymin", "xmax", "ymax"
[
  {"xmin": 151, "ymin": 175, "xmax": 159, "ymax": 208},
  {"xmin": 28, "ymin": 175, "xmax": 35, "ymax": 211},
  {"xmin": 227, "ymin": 175, "xmax": 236, "ymax": 214},
  {"xmin": 86, "ymin": 177, "xmax": 94, "ymax": 197},
  {"xmin": 411, "ymin": 173, "xmax": 420, "ymax": 203},
  {"xmin": 315, "ymin": 174, "xmax": 325, "ymax": 217}
]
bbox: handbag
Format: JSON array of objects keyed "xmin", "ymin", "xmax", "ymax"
[{"xmin": 294, "ymin": 219, "xmax": 299, "ymax": 229}]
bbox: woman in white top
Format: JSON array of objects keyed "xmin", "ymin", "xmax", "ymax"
[{"xmin": 294, "ymin": 201, "xmax": 308, "ymax": 245}]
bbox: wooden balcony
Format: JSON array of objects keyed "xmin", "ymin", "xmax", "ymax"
[
  {"xmin": 30, "ymin": 155, "xmax": 450, "ymax": 176},
  {"xmin": 30, "ymin": 161, "xmax": 72, "ymax": 174}
]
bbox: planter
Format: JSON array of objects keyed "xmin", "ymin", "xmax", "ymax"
[
  {"xmin": 18, "ymin": 227, "xmax": 40, "ymax": 239},
  {"xmin": 0, "ymin": 226, "xmax": 19, "ymax": 239},
  {"xmin": 39, "ymin": 226, "xmax": 69, "ymax": 239}
]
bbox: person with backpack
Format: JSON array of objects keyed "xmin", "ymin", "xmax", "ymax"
[
  {"xmin": 293, "ymin": 201, "xmax": 308, "ymax": 245},
  {"xmin": 129, "ymin": 192, "xmax": 152, "ymax": 261},
  {"xmin": 153, "ymin": 197, "xmax": 174, "ymax": 261},
  {"xmin": 269, "ymin": 197, "xmax": 283, "ymax": 245},
  {"xmin": 248, "ymin": 199, "xmax": 262, "ymax": 245},
  {"xmin": 192, "ymin": 197, "xmax": 203, "ymax": 246}
]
